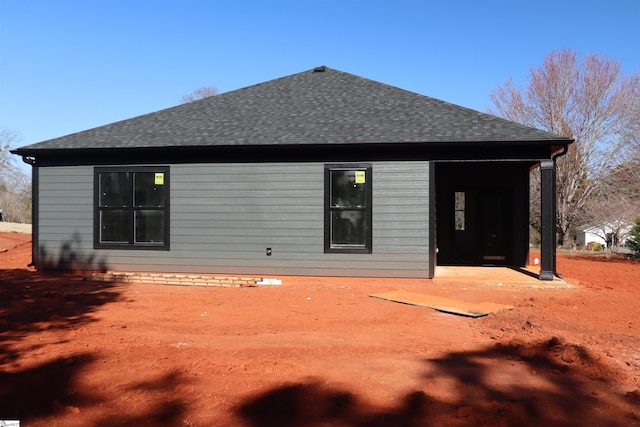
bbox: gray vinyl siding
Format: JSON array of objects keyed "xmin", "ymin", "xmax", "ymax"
[
  {"xmin": 36, "ymin": 161, "xmax": 432, "ymax": 278},
  {"xmin": 36, "ymin": 166, "xmax": 95, "ymax": 268}
]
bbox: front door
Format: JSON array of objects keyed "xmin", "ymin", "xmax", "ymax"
[
  {"xmin": 445, "ymin": 190, "xmax": 511, "ymax": 265},
  {"xmin": 477, "ymin": 190, "xmax": 510, "ymax": 265}
]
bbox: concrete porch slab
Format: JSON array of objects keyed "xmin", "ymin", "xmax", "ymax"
[{"xmin": 434, "ymin": 266, "xmax": 569, "ymax": 288}]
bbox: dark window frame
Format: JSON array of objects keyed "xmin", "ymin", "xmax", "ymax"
[
  {"xmin": 94, "ymin": 166, "xmax": 170, "ymax": 250},
  {"xmin": 324, "ymin": 164, "xmax": 372, "ymax": 254}
]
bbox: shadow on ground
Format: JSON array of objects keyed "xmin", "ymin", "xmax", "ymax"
[
  {"xmin": 92, "ymin": 371, "xmax": 189, "ymax": 426},
  {"xmin": 0, "ymin": 269, "xmax": 120, "ymax": 362},
  {"xmin": 0, "ymin": 269, "xmax": 189, "ymax": 424},
  {"xmin": 0, "ymin": 268, "xmax": 117, "ymax": 420},
  {"xmin": 237, "ymin": 339, "xmax": 640, "ymax": 427}
]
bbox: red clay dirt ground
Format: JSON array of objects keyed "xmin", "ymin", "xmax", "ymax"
[{"xmin": 1, "ymin": 231, "xmax": 639, "ymax": 426}]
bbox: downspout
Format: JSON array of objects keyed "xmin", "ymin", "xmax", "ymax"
[
  {"xmin": 551, "ymin": 144, "xmax": 569, "ymax": 279},
  {"xmin": 20, "ymin": 155, "xmax": 37, "ymax": 268}
]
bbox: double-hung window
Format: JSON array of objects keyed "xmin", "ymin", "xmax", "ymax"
[
  {"xmin": 95, "ymin": 167, "xmax": 169, "ymax": 249},
  {"xmin": 325, "ymin": 164, "xmax": 372, "ymax": 253}
]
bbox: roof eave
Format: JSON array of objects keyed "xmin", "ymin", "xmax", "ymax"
[{"xmin": 12, "ymin": 136, "xmax": 574, "ymax": 157}]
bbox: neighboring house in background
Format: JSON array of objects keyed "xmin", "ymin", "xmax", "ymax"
[
  {"xmin": 12, "ymin": 66, "xmax": 572, "ymax": 280},
  {"xmin": 575, "ymin": 221, "xmax": 633, "ymax": 250}
]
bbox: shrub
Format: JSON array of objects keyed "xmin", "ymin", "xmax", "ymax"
[{"xmin": 590, "ymin": 242, "xmax": 604, "ymax": 252}]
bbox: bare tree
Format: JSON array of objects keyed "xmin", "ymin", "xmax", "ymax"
[
  {"xmin": 489, "ymin": 49, "xmax": 640, "ymax": 246},
  {"xmin": 181, "ymin": 85, "xmax": 218, "ymax": 103},
  {"xmin": 0, "ymin": 128, "xmax": 19, "ymax": 173},
  {"xmin": 582, "ymin": 196, "xmax": 636, "ymax": 251},
  {"xmin": 621, "ymin": 82, "xmax": 640, "ymax": 187},
  {"xmin": 0, "ymin": 128, "xmax": 31, "ymax": 223},
  {"xmin": 582, "ymin": 160, "xmax": 640, "ymax": 251}
]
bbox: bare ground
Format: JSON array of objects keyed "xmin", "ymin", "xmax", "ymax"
[
  {"xmin": 1, "ymin": 231, "xmax": 639, "ymax": 426},
  {"xmin": 0, "ymin": 222, "xmax": 32, "ymax": 234}
]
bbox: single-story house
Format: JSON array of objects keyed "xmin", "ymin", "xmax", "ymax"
[
  {"xmin": 12, "ymin": 66, "xmax": 573, "ymax": 280},
  {"xmin": 575, "ymin": 221, "xmax": 633, "ymax": 249}
]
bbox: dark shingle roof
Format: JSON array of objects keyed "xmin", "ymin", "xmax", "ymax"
[{"xmin": 16, "ymin": 66, "xmax": 570, "ymax": 152}]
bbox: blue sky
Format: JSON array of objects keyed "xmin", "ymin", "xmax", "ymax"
[{"xmin": 1, "ymin": 0, "xmax": 639, "ymax": 171}]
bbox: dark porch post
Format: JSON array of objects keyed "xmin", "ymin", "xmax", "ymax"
[{"xmin": 539, "ymin": 159, "xmax": 555, "ymax": 280}]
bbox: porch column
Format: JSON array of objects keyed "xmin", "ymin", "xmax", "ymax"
[{"xmin": 539, "ymin": 159, "xmax": 555, "ymax": 280}]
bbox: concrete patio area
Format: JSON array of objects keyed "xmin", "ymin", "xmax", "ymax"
[{"xmin": 434, "ymin": 266, "xmax": 569, "ymax": 288}]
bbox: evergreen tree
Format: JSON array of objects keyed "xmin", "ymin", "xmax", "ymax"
[{"xmin": 627, "ymin": 217, "xmax": 640, "ymax": 257}]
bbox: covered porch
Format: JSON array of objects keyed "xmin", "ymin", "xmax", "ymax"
[{"xmin": 434, "ymin": 156, "xmax": 563, "ymax": 281}]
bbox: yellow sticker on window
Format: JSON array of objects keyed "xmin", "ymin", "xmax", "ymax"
[
  {"xmin": 355, "ymin": 170, "xmax": 365, "ymax": 184},
  {"xmin": 155, "ymin": 173, "xmax": 164, "ymax": 185}
]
